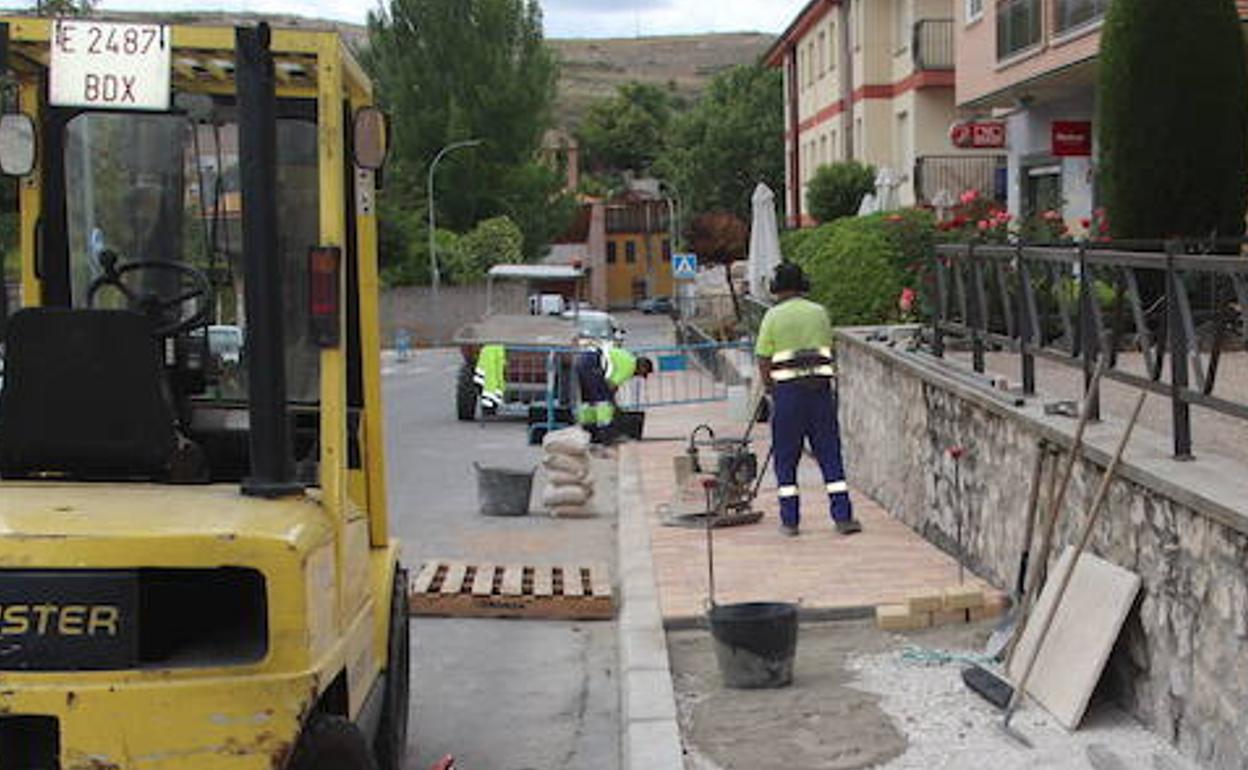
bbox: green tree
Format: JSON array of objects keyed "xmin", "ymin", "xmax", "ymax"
[
  {"xmin": 31, "ymin": 0, "xmax": 95, "ymax": 15},
  {"xmin": 365, "ymin": 0, "xmax": 573, "ymax": 270},
  {"xmin": 807, "ymin": 161, "xmax": 876, "ymax": 223},
  {"xmin": 1098, "ymin": 0, "xmax": 1248, "ymax": 240},
  {"xmin": 688, "ymin": 211, "xmax": 748, "ymax": 319},
  {"xmin": 578, "ymin": 82, "xmax": 677, "ymax": 174},
  {"xmin": 656, "ymin": 65, "xmax": 784, "ymax": 222},
  {"xmin": 444, "ymin": 215, "xmax": 524, "ymax": 285}
]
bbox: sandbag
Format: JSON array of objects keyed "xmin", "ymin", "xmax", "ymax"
[
  {"xmin": 549, "ymin": 503, "xmax": 595, "ymax": 518},
  {"xmin": 547, "ymin": 469, "xmax": 594, "ymax": 490},
  {"xmin": 542, "ymin": 484, "xmax": 592, "ymax": 508},
  {"xmin": 542, "ymin": 453, "xmax": 590, "ymax": 477},
  {"xmin": 543, "ymin": 427, "xmax": 591, "ymax": 457}
]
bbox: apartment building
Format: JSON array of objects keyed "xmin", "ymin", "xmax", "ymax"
[
  {"xmin": 955, "ymin": 0, "xmax": 1248, "ymax": 228},
  {"xmin": 766, "ymin": 0, "xmax": 1005, "ymax": 227}
]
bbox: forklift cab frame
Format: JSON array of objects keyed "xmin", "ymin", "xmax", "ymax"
[{"xmin": 0, "ymin": 16, "xmax": 405, "ymax": 770}]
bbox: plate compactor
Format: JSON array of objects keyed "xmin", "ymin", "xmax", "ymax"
[{"xmin": 665, "ymin": 401, "xmax": 771, "ymax": 528}]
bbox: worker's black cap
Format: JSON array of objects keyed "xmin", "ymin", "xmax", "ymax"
[{"xmin": 770, "ymin": 262, "xmax": 810, "ymax": 294}]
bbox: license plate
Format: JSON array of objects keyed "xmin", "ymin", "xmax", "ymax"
[
  {"xmin": 49, "ymin": 20, "xmax": 171, "ymax": 111},
  {"xmin": 0, "ymin": 571, "xmax": 138, "ymax": 671}
]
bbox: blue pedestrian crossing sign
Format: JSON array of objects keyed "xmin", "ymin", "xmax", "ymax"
[{"xmin": 672, "ymin": 252, "xmax": 697, "ymax": 280}]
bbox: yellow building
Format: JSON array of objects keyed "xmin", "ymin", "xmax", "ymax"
[
  {"xmin": 603, "ymin": 196, "xmax": 674, "ymax": 308},
  {"xmin": 766, "ymin": 0, "xmax": 1005, "ymax": 226}
]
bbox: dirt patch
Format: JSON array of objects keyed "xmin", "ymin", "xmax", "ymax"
[{"xmin": 668, "ymin": 621, "xmax": 990, "ymax": 769}]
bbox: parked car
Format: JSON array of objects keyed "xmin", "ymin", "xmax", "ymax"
[
  {"xmin": 638, "ymin": 296, "xmax": 674, "ymax": 315},
  {"xmin": 572, "ymin": 310, "xmax": 625, "ymax": 343}
]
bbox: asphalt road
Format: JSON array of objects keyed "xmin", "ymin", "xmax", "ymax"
[
  {"xmin": 382, "ymin": 311, "xmax": 676, "ymax": 769},
  {"xmin": 384, "ymin": 347, "xmax": 619, "ymax": 770}
]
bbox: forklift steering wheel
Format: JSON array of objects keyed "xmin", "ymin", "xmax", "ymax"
[{"xmin": 87, "ymin": 252, "xmax": 212, "ymax": 337}]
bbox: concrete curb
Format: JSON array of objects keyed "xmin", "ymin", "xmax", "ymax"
[{"xmin": 617, "ymin": 446, "xmax": 686, "ymax": 770}]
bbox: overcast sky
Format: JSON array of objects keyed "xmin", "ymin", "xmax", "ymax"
[{"xmin": 89, "ymin": 0, "xmax": 810, "ymax": 38}]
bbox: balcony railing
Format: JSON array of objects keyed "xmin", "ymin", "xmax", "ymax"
[
  {"xmin": 914, "ymin": 155, "xmax": 1007, "ymax": 205},
  {"xmin": 997, "ymin": 0, "xmax": 1042, "ymax": 59},
  {"xmin": 913, "ymin": 19, "xmax": 954, "ymax": 71}
]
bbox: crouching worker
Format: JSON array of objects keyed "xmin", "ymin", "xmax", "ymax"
[
  {"xmin": 575, "ymin": 343, "xmax": 653, "ymax": 443},
  {"xmin": 474, "ymin": 344, "xmax": 506, "ymax": 414},
  {"xmin": 756, "ymin": 262, "xmax": 862, "ymax": 537}
]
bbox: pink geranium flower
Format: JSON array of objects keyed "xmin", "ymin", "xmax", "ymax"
[{"xmin": 899, "ymin": 287, "xmax": 917, "ymax": 313}]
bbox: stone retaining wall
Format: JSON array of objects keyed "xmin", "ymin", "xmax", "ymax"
[{"xmin": 836, "ymin": 329, "xmax": 1248, "ymax": 770}]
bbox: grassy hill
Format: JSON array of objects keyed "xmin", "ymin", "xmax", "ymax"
[
  {"xmin": 87, "ymin": 11, "xmax": 773, "ymax": 130},
  {"xmin": 548, "ymin": 33, "xmax": 775, "ymax": 129}
]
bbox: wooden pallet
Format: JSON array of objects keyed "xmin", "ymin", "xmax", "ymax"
[{"xmin": 408, "ymin": 560, "xmax": 615, "ymax": 620}]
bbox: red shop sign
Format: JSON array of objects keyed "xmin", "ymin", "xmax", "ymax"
[
  {"xmin": 1052, "ymin": 120, "xmax": 1092, "ymax": 157},
  {"xmin": 950, "ymin": 120, "xmax": 1006, "ymax": 149}
]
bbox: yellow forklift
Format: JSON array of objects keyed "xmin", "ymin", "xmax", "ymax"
[{"xmin": 0, "ymin": 16, "xmax": 407, "ymax": 770}]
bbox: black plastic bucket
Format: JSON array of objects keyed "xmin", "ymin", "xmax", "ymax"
[
  {"xmin": 708, "ymin": 602, "xmax": 798, "ymax": 689},
  {"xmin": 615, "ymin": 410, "xmax": 646, "ymax": 440},
  {"xmin": 473, "ymin": 463, "xmax": 536, "ymax": 517}
]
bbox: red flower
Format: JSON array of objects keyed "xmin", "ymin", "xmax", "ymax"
[
  {"xmin": 1079, "ymin": 217, "xmax": 1092, "ymax": 229},
  {"xmin": 898, "ymin": 287, "xmax": 917, "ymax": 313},
  {"xmin": 960, "ymin": 189, "xmax": 980, "ymax": 205},
  {"xmin": 948, "ymin": 446, "xmax": 966, "ymax": 460},
  {"xmin": 977, "ymin": 220, "xmax": 990, "ymax": 231}
]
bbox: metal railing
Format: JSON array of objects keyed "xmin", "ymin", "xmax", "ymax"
[
  {"xmin": 915, "ymin": 155, "xmax": 1007, "ymax": 205},
  {"xmin": 491, "ymin": 340, "xmax": 756, "ymax": 439},
  {"xmin": 929, "ymin": 239, "xmax": 1248, "ymax": 459},
  {"xmin": 619, "ymin": 341, "xmax": 754, "ymax": 409},
  {"xmin": 913, "ymin": 19, "xmax": 954, "ymax": 71}
]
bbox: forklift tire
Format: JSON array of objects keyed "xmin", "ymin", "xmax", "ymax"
[
  {"xmin": 373, "ymin": 567, "xmax": 411, "ymax": 770},
  {"xmin": 456, "ymin": 362, "xmax": 478, "ymax": 422},
  {"xmin": 288, "ymin": 714, "xmax": 379, "ymax": 770}
]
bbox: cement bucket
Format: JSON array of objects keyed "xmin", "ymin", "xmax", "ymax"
[
  {"xmin": 474, "ymin": 463, "xmax": 535, "ymax": 517},
  {"xmin": 708, "ymin": 601, "xmax": 798, "ymax": 689}
]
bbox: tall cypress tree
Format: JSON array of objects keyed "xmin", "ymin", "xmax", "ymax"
[{"xmin": 1097, "ymin": 0, "xmax": 1248, "ymax": 240}]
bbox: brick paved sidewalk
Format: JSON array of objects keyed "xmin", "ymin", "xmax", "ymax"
[{"xmin": 626, "ymin": 401, "xmax": 1004, "ymax": 621}]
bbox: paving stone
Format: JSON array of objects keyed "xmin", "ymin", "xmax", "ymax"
[
  {"xmin": 906, "ymin": 588, "xmax": 945, "ymax": 613},
  {"xmin": 877, "ymin": 603, "xmax": 931, "ymax": 631},
  {"xmin": 943, "ymin": 585, "xmax": 986, "ymax": 610},
  {"xmin": 931, "ymin": 607, "xmax": 970, "ymax": 626}
]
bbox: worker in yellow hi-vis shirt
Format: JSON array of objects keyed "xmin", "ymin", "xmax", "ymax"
[
  {"xmin": 756, "ymin": 263, "xmax": 861, "ymax": 537},
  {"xmin": 575, "ymin": 342, "xmax": 653, "ymax": 443},
  {"xmin": 474, "ymin": 344, "xmax": 506, "ymax": 414}
]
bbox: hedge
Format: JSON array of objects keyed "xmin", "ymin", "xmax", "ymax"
[
  {"xmin": 788, "ymin": 210, "xmax": 936, "ymax": 326},
  {"xmin": 783, "ymin": 209, "xmax": 933, "ymax": 326}
]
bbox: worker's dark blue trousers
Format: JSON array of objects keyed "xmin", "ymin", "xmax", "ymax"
[
  {"xmin": 576, "ymin": 350, "xmax": 614, "ymax": 443},
  {"xmin": 772, "ymin": 377, "xmax": 853, "ymax": 527}
]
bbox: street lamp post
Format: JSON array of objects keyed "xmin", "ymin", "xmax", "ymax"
[
  {"xmin": 661, "ymin": 180, "xmax": 682, "ymax": 251},
  {"xmin": 427, "ymin": 139, "xmax": 483, "ymax": 296}
]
